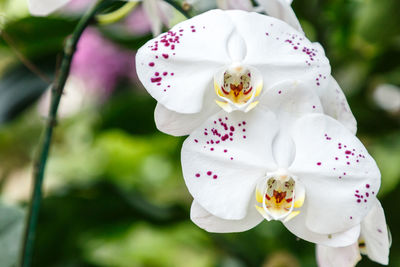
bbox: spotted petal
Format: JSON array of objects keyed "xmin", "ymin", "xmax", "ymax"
[
  {"xmin": 361, "ymin": 199, "xmax": 390, "ymax": 265},
  {"xmin": 136, "ymin": 9, "xmax": 330, "ymax": 114},
  {"xmin": 288, "ymin": 114, "xmax": 380, "ymax": 234},
  {"xmin": 190, "ymin": 200, "xmax": 263, "ymax": 233},
  {"xmin": 181, "ymin": 109, "xmax": 278, "ymax": 220}
]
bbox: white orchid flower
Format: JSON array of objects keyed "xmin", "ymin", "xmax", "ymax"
[
  {"xmin": 182, "ymin": 79, "xmax": 380, "ymax": 246},
  {"xmin": 136, "ymin": 9, "xmax": 356, "ymax": 138},
  {"xmin": 27, "ymin": 0, "xmax": 173, "ymax": 36},
  {"xmin": 317, "ymin": 200, "xmax": 390, "ymax": 266}
]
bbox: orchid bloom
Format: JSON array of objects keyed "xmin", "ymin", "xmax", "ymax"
[
  {"xmin": 182, "ymin": 79, "xmax": 380, "ymax": 246},
  {"xmin": 317, "ymin": 200, "xmax": 390, "ymax": 266},
  {"xmin": 27, "ymin": 0, "xmax": 173, "ymax": 36},
  {"xmin": 136, "ymin": 9, "xmax": 356, "ymax": 139}
]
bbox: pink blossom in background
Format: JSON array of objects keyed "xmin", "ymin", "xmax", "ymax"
[
  {"xmin": 124, "ymin": 5, "xmax": 153, "ymax": 35},
  {"xmin": 71, "ymin": 27, "xmax": 134, "ymax": 98},
  {"xmin": 62, "ymin": 0, "xmax": 92, "ymax": 14}
]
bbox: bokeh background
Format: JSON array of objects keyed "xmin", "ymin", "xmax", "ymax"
[{"xmin": 0, "ymin": 0, "xmax": 399, "ymax": 266}]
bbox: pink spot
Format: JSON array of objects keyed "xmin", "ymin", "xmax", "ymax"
[
  {"xmin": 163, "ymin": 72, "xmax": 168, "ymax": 76},
  {"xmin": 207, "ymin": 171, "xmax": 212, "ymax": 176},
  {"xmin": 278, "ymin": 90, "xmax": 282, "ymax": 94},
  {"xmin": 317, "ymin": 162, "xmax": 321, "ymax": 166},
  {"xmin": 210, "ymin": 148, "xmax": 214, "ymax": 151},
  {"xmin": 230, "ymin": 126, "xmax": 235, "ymax": 131},
  {"xmin": 149, "ymin": 62, "xmax": 155, "ymax": 67},
  {"xmin": 151, "ymin": 77, "xmax": 162, "ymax": 83},
  {"xmin": 195, "ymin": 173, "xmax": 200, "ymax": 178},
  {"xmin": 224, "ymin": 149, "xmax": 227, "ymax": 153},
  {"xmin": 171, "ymin": 73, "xmax": 174, "ymax": 76},
  {"xmin": 357, "ymin": 199, "xmax": 361, "ymax": 203},
  {"xmin": 162, "ymin": 54, "xmax": 169, "ymax": 59},
  {"xmin": 243, "ymin": 135, "xmax": 247, "ymax": 139},
  {"xmin": 213, "ymin": 175, "xmax": 218, "ymax": 179},
  {"xmin": 335, "ymin": 157, "xmax": 339, "ymax": 160},
  {"xmin": 194, "ymin": 139, "xmax": 198, "ymax": 143},
  {"xmin": 345, "ymin": 150, "xmax": 351, "ymax": 155},
  {"xmin": 366, "ymin": 184, "xmax": 370, "ymax": 188},
  {"xmin": 230, "ymin": 157, "xmax": 233, "ymax": 160}
]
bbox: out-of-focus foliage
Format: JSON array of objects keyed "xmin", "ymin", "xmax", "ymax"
[{"xmin": 0, "ymin": 0, "xmax": 399, "ymax": 266}]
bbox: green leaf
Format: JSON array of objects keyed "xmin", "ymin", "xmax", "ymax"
[
  {"xmin": 0, "ymin": 17, "xmax": 77, "ymax": 59},
  {"xmin": 0, "ymin": 63, "xmax": 50, "ymax": 126},
  {"xmin": 0, "ymin": 202, "xmax": 25, "ymax": 267}
]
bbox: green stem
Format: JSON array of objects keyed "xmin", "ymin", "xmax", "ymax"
[
  {"xmin": 163, "ymin": 0, "xmax": 191, "ymax": 19},
  {"xmin": 18, "ymin": 1, "xmax": 110, "ymax": 266}
]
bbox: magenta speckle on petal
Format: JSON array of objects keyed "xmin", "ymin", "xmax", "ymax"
[
  {"xmin": 195, "ymin": 173, "xmax": 200, "ymax": 178},
  {"xmin": 149, "ymin": 62, "xmax": 155, "ymax": 67},
  {"xmin": 317, "ymin": 162, "xmax": 321, "ymax": 166},
  {"xmin": 213, "ymin": 175, "xmax": 218, "ymax": 179},
  {"xmin": 207, "ymin": 171, "xmax": 212, "ymax": 176}
]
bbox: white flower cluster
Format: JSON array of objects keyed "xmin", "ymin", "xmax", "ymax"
[{"xmin": 28, "ymin": 0, "xmax": 390, "ymax": 266}]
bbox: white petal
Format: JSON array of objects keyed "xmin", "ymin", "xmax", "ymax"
[
  {"xmin": 316, "ymin": 243, "xmax": 361, "ymax": 267},
  {"xmin": 154, "ymin": 90, "xmax": 219, "ymax": 136},
  {"xmin": 361, "ymin": 199, "xmax": 390, "ymax": 265},
  {"xmin": 259, "ymin": 80, "xmax": 324, "ymax": 125},
  {"xmin": 226, "ymin": 10, "xmax": 329, "ymax": 92},
  {"xmin": 288, "ymin": 114, "xmax": 381, "ymax": 234},
  {"xmin": 318, "ymin": 76, "xmax": 357, "ymax": 135},
  {"xmin": 255, "ymin": 0, "xmax": 302, "ymax": 32},
  {"xmin": 284, "ymin": 206, "xmax": 361, "ymax": 247},
  {"xmin": 28, "ymin": 0, "xmax": 70, "ymax": 16},
  {"xmin": 259, "ymin": 80, "xmax": 323, "ymax": 167},
  {"xmin": 181, "ymin": 109, "xmax": 278, "ymax": 220},
  {"xmin": 136, "ymin": 9, "xmax": 232, "ymax": 113},
  {"xmin": 190, "ymin": 200, "xmax": 263, "ymax": 233},
  {"xmin": 136, "ymin": 10, "xmax": 330, "ymax": 114},
  {"xmin": 142, "ymin": 0, "xmax": 163, "ymax": 36}
]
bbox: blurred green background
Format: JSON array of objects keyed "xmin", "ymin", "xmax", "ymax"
[{"xmin": 0, "ymin": 0, "xmax": 399, "ymax": 266}]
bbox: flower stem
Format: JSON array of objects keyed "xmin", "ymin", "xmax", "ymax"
[
  {"xmin": 163, "ymin": 0, "xmax": 191, "ymax": 19},
  {"xmin": 96, "ymin": 1, "xmax": 139, "ymax": 25},
  {"xmin": 18, "ymin": 1, "xmax": 110, "ymax": 266}
]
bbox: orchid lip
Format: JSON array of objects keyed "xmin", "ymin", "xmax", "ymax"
[
  {"xmin": 255, "ymin": 171, "xmax": 305, "ymax": 222},
  {"xmin": 214, "ymin": 64, "xmax": 263, "ymax": 112}
]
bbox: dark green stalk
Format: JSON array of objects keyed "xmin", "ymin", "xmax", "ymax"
[
  {"xmin": 18, "ymin": 1, "xmax": 110, "ymax": 266},
  {"xmin": 164, "ymin": 0, "xmax": 191, "ymax": 19}
]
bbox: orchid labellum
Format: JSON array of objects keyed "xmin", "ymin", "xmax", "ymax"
[
  {"xmin": 317, "ymin": 200, "xmax": 390, "ymax": 266},
  {"xmin": 136, "ymin": 9, "xmax": 356, "ymax": 137}
]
